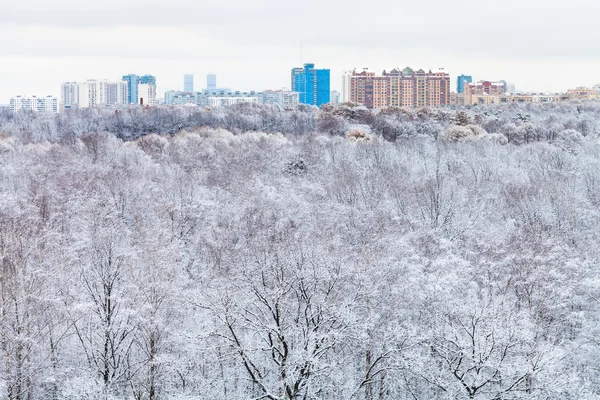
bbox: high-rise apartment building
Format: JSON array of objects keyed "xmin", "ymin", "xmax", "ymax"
[
  {"xmin": 99, "ymin": 80, "xmax": 129, "ymax": 105},
  {"xmin": 138, "ymin": 84, "xmax": 156, "ymax": 106},
  {"xmin": 9, "ymin": 95, "xmax": 58, "ymax": 113},
  {"xmin": 341, "ymin": 71, "xmax": 352, "ymax": 103},
  {"xmin": 291, "ymin": 63, "xmax": 330, "ymax": 106},
  {"xmin": 457, "ymin": 75, "xmax": 472, "ymax": 94},
  {"xmin": 122, "ymin": 74, "xmax": 156, "ymax": 105},
  {"xmin": 207, "ymin": 74, "xmax": 217, "ymax": 91},
  {"xmin": 184, "ymin": 74, "xmax": 194, "ymax": 92},
  {"xmin": 61, "ymin": 82, "xmax": 79, "ymax": 107},
  {"xmin": 122, "ymin": 74, "xmax": 138, "ymax": 104},
  {"xmin": 77, "ymin": 81, "xmax": 99, "ymax": 108},
  {"xmin": 349, "ymin": 67, "xmax": 450, "ymax": 109},
  {"xmin": 350, "ymin": 70, "xmax": 390, "ymax": 109}
]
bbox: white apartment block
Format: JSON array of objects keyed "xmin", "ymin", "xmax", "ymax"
[
  {"xmin": 262, "ymin": 90, "xmax": 300, "ymax": 107},
  {"xmin": 61, "ymin": 79, "xmax": 128, "ymax": 108},
  {"xmin": 280, "ymin": 91, "xmax": 299, "ymax": 107},
  {"xmin": 341, "ymin": 71, "xmax": 352, "ymax": 103},
  {"xmin": 9, "ymin": 95, "xmax": 58, "ymax": 113},
  {"xmin": 207, "ymin": 97, "xmax": 258, "ymax": 107},
  {"xmin": 61, "ymin": 82, "xmax": 79, "ymax": 107},
  {"xmin": 138, "ymin": 83, "xmax": 156, "ymax": 106},
  {"xmin": 99, "ymin": 80, "xmax": 128, "ymax": 105}
]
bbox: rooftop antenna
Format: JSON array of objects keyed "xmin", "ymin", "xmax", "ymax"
[{"xmin": 301, "ymin": 40, "xmax": 303, "ymax": 65}]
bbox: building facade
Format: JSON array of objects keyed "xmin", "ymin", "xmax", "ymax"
[
  {"xmin": 349, "ymin": 67, "xmax": 450, "ymax": 109},
  {"xmin": 99, "ymin": 80, "xmax": 129, "ymax": 105},
  {"xmin": 457, "ymin": 75, "xmax": 472, "ymax": 94},
  {"xmin": 469, "ymin": 94, "xmax": 565, "ymax": 104},
  {"xmin": 61, "ymin": 80, "xmax": 128, "ymax": 108},
  {"xmin": 164, "ymin": 90, "xmax": 266, "ymax": 107},
  {"xmin": 262, "ymin": 90, "xmax": 300, "ymax": 107},
  {"xmin": 122, "ymin": 75, "xmax": 138, "ymax": 104},
  {"xmin": 165, "ymin": 90, "xmax": 198, "ymax": 105},
  {"xmin": 567, "ymin": 87, "xmax": 599, "ymax": 100},
  {"xmin": 207, "ymin": 97, "xmax": 258, "ymax": 107},
  {"xmin": 10, "ymin": 95, "xmax": 58, "ymax": 113},
  {"xmin": 464, "ymin": 81, "xmax": 506, "ymax": 104},
  {"xmin": 291, "ymin": 63, "xmax": 330, "ymax": 106},
  {"xmin": 61, "ymin": 82, "xmax": 79, "ymax": 107},
  {"xmin": 138, "ymin": 84, "xmax": 156, "ymax": 106}
]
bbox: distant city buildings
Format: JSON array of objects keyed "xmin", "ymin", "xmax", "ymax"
[
  {"xmin": 184, "ymin": 74, "xmax": 194, "ymax": 92},
  {"xmin": 449, "ymin": 92, "xmax": 465, "ymax": 106},
  {"xmin": 9, "ymin": 95, "xmax": 58, "ymax": 113},
  {"xmin": 349, "ymin": 67, "xmax": 450, "ymax": 109},
  {"xmin": 467, "ymin": 93, "xmax": 566, "ymax": 104},
  {"xmin": 506, "ymin": 82, "xmax": 516, "ymax": 94},
  {"xmin": 456, "ymin": 74, "xmax": 472, "ymax": 94},
  {"xmin": 207, "ymin": 97, "xmax": 258, "ymax": 107},
  {"xmin": 122, "ymin": 74, "xmax": 157, "ymax": 105},
  {"xmin": 8, "ymin": 64, "xmax": 597, "ymax": 114},
  {"xmin": 498, "ymin": 80, "xmax": 516, "ymax": 94},
  {"xmin": 202, "ymin": 74, "xmax": 230, "ymax": 92},
  {"xmin": 291, "ymin": 63, "xmax": 331, "ymax": 106},
  {"xmin": 61, "ymin": 80, "xmax": 128, "ymax": 108},
  {"xmin": 165, "ymin": 90, "xmax": 198, "ymax": 106}
]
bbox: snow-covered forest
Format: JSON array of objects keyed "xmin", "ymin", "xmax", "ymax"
[{"xmin": 1, "ymin": 102, "xmax": 600, "ymax": 399}]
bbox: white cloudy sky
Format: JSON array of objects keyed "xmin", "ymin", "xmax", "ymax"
[{"xmin": 1, "ymin": 0, "xmax": 599, "ymax": 102}]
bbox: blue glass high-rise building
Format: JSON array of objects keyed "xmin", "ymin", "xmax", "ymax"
[
  {"xmin": 457, "ymin": 74, "xmax": 472, "ymax": 94},
  {"xmin": 207, "ymin": 74, "xmax": 217, "ymax": 91},
  {"xmin": 122, "ymin": 74, "xmax": 138, "ymax": 104},
  {"xmin": 291, "ymin": 63, "xmax": 330, "ymax": 106},
  {"xmin": 122, "ymin": 74, "xmax": 156, "ymax": 104},
  {"xmin": 184, "ymin": 74, "xmax": 194, "ymax": 92}
]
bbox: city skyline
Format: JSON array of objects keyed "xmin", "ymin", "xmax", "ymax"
[
  {"xmin": 1, "ymin": 0, "xmax": 600, "ymax": 102},
  {"xmin": 3, "ymin": 60, "xmax": 599, "ymax": 105}
]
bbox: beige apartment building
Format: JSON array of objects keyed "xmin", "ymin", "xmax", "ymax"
[
  {"xmin": 349, "ymin": 67, "xmax": 450, "ymax": 109},
  {"xmin": 464, "ymin": 81, "xmax": 506, "ymax": 104},
  {"xmin": 469, "ymin": 94, "xmax": 565, "ymax": 104},
  {"xmin": 567, "ymin": 87, "xmax": 599, "ymax": 100}
]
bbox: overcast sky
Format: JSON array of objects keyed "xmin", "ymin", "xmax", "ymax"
[{"xmin": 1, "ymin": 0, "xmax": 599, "ymax": 103}]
